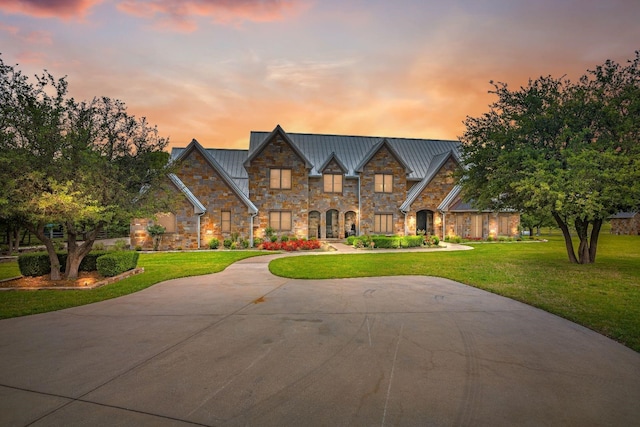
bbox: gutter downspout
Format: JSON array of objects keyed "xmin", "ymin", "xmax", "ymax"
[
  {"xmin": 357, "ymin": 175, "xmax": 361, "ymax": 236},
  {"xmin": 402, "ymin": 210, "xmax": 408, "ymax": 235},
  {"xmin": 250, "ymin": 212, "xmax": 258, "ymax": 248},
  {"xmin": 197, "ymin": 212, "xmax": 205, "ymax": 249}
]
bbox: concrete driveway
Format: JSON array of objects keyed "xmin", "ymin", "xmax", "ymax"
[{"xmin": 1, "ymin": 253, "xmax": 639, "ymax": 426}]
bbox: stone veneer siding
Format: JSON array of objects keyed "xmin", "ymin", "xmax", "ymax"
[
  {"xmin": 359, "ymin": 145, "xmax": 407, "ymax": 235},
  {"xmin": 405, "ymin": 157, "xmax": 458, "ymax": 238},
  {"xmin": 246, "ymin": 135, "xmax": 309, "ymax": 240},
  {"xmin": 308, "ymin": 159, "xmax": 358, "ymax": 239},
  {"xmin": 443, "ymin": 211, "xmax": 520, "ymax": 239},
  {"xmin": 131, "ymin": 147, "xmax": 252, "ymax": 250},
  {"xmin": 610, "ymin": 215, "xmax": 640, "ymax": 235}
]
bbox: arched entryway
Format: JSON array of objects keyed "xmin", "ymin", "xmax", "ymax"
[
  {"xmin": 326, "ymin": 209, "xmax": 338, "ymax": 238},
  {"xmin": 308, "ymin": 211, "xmax": 321, "ymax": 239},
  {"xmin": 345, "ymin": 211, "xmax": 357, "ymax": 236},
  {"xmin": 416, "ymin": 210, "xmax": 434, "ymax": 235}
]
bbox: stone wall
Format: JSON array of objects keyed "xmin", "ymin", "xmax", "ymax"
[
  {"xmin": 406, "ymin": 156, "xmax": 458, "ymax": 237},
  {"xmin": 443, "ymin": 211, "xmax": 520, "ymax": 239},
  {"xmin": 131, "ymin": 147, "xmax": 252, "ymax": 250},
  {"xmin": 359, "ymin": 145, "xmax": 407, "ymax": 235},
  {"xmin": 246, "ymin": 134, "xmax": 309, "ymax": 240},
  {"xmin": 611, "ymin": 216, "xmax": 640, "ymax": 235},
  {"xmin": 308, "ymin": 158, "xmax": 358, "ymax": 238}
]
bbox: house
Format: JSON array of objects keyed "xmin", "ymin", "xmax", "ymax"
[
  {"xmin": 609, "ymin": 212, "xmax": 640, "ymax": 235},
  {"xmin": 131, "ymin": 125, "xmax": 519, "ymax": 250}
]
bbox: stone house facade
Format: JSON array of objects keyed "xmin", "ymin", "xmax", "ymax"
[
  {"xmin": 609, "ymin": 212, "xmax": 640, "ymax": 235},
  {"xmin": 131, "ymin": 125, "xmax": 520, "ymax": 250}
]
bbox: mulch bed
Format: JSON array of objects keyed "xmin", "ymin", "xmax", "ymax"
[{"xmin": 0, "ymin": 269, "xmax": 144, "ymax": 290}]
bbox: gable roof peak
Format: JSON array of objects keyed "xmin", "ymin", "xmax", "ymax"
[
  {"xmin": 355, "ymin": 138, "xmax": 413, "ymax": 174},
  {"xmin": 244, "ymin": 124, "xmax": 312, "ymax": 169}
]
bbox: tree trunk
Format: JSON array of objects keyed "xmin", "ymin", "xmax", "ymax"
[
  {"xmin": 28, "ymin": 222, "xmax": 62, "ymax": 280},
  {"xmin": 11, "ymin": 226, "xmax": 19, "ymax": 253},
  {"xmin": 7, "ymin": 227, "xmax": 13, "ymax": 256},
  {"xmin": 589, "ymin": 219, "xmax": 602, "ymax": 263},
  {"xmin": 65, "ymin": 223, "xmax": 102, "ymax": 279},
  {"xmin": 574, "ymin": 217, "xmax": 591, "ymax": 264},
  {"xmin": 552, "ymin": 212, "xmax": 578, "ymax": 264}
]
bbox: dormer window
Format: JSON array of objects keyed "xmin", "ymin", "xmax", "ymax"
[
  {"xmin": 374, "ymin": 173, "xmax": 393, "ymax": 193},
  {"xmin": 323, "ymin": 174, "xmax": 343, "ymax": 193},
  {"xmin": 270, "ymin": 169, "xmax": 291, "ymax": 189}
]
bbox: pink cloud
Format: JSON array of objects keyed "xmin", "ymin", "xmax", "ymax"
[
  {"xmin": 0, "ymin": 21, "xmax": 52, "ymax": 45},
  {"xmin": 0, "ymin": 0, "xmax": 102, "ymax": 20},
  {"xmin": 116, "ymin": 0, "xmax": 309, "ymax": 31}
]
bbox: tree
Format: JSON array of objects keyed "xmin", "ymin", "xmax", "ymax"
[
  {"xmin": 0, "ymin": 55, "xmax": 175, "ymax": 279},
  {"xmin": 458, "ymin": 52, "xmax": 640, "ymax": 264}
]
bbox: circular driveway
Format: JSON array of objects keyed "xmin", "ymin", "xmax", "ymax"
[{"xmin": 1, "ymin": 254, "xmax": 639, "ymax": 426}]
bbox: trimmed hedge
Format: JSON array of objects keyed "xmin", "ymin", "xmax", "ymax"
[
  {"xmin": 17, "ymin": 252, "xmax": 55, "ymax": 277},
  {"xmin": 17, "ymin": 251, "xmax": 109, "ymax": 277},
  {"xmin": 349, "ymin": 235, "xmax": 424, "ymax": 249},
  {"xmin": 96, "ymin": 251, "xmax": 140, "ymax": 277}
]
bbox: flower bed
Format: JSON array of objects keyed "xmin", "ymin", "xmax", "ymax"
[{"xmin": 260, "ymin": 239, "xmax": 322, "ymax": 251}]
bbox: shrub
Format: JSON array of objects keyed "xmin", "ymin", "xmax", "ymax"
[
  {"xmin": 18, "ymin": 251, "xmax": 109, "ymax": 276},
  {"xmin": 230, "ymin": 242, "xmax": 238, "ymax": 250},
  {"xmin": 93, "ymin": 242, "xmax": 106, "ymax": 251},
  {"xmin": 241, "ymin": 239, "xmax": 249, "ymax": 249},
  {"xmin": 430, "ymin": 235, "xmax": 440, "ymax": 246},
  {"xmin": 223, "ymin": 238, "xmax": 233, "ymax": 249},
  {"xmin": 135, "ymin": 245, "xmax": 143, "ymax": 251},
  {"xmin": 280, "ymin": 235, "xmax": 289, "ymax": 243},
  {"xmin": 112, "ymin": 239, "xmax": 128, "ymax": 251},
  {"xmin": 97, "ymin": 251, "xmax": 140, "ymax": 277},
  {"xmin": 254, "ymin": 237, "xmax": 264, "ymax": 246},
  {"xmin": 346, "ymin": 236, "xmax": 356, "ymax": 245},
  {"xmin": 208, "ymin": 238, "xmax": 220, "ymax": 249},
  {"xmin": 18, "ymin": 252, "xmax": 54, "ymax": 277},
  {"xmin": 270, "ymin": 235, "xmax": 278, "ymax": 243},
  {"xmin": 77, "ymin": 251, "xmax": 109, "ymax": 272}
]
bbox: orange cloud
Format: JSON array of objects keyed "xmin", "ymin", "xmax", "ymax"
[
  {"xmin": 116, "ymin": 0, "xmax": 310, "ymax": 31},
  {"xmin": 0, "ymin": 0, "xmax": 103, "ymax": 19}
]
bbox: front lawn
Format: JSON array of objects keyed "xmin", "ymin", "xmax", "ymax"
[
  {"xmin": 0, "ymin": 251, "xmax": 266, "ymax": 319},
  {"xmin": 269, "ymin": 234, "xmax": 640, "ymax": 352}
]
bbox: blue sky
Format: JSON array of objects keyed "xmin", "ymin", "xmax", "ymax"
[{"xmin": 1, "ymin": 0, "xmax": 639, "ymax": 149}]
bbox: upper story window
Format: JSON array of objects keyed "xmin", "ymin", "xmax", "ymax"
[
  {"xmin": 270, "ymin": 169, "xmax": 292, "ymax": 189},
  {"xmin": 323, "ymin": 174, "xmax": 343, "ymax": 193},
  {"xmin": 374, "ymin": 173, "xmax": 393, "ymax": 193},
  {"xmin": 221, "ymin": 211, "xmax": 231, "ymax": 233}
]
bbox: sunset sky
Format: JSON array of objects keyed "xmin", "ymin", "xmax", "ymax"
[{"xmin": 1, "ymin": 0, "xmax": 639, "ymax": 150}]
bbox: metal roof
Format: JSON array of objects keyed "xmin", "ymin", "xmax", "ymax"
[
  {"xmin": 173, "ymin": 140, "xmax": 257, "ymax": 214},
  {"xmin": 168, "ymin": 174, "xmax": 206, "ymax": 214},
  {"xmin": 249, "ymin": 129, "xmax": 460, "ymax": 179},
  {"xmin": 609, "ymin": 211, "xmax": 638, "ymax": 219}
]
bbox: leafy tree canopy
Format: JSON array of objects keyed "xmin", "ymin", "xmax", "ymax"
[
  {"xmin": 0, "ymin": 54, "xmax": 175, "ymax": 278},
  {"xmin": 459, "ymin": 52, "xmax": 640, "ymax": 263}
]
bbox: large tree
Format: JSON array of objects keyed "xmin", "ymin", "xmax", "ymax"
[
  {"xmin": 459, "ymin": 52, "xmax": 640, "ymax": 264},
  {"xmin": 0, "ymin": 55, "xmax": 174, "ymax": 279}
]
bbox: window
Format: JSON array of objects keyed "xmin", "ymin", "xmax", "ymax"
[
  {"xmin": 269, "ymin": 211, "xmax": 292, "ymax": 231},
  {"xmin": 156, "ymin": 212, "xmax": 176, "ymax": 233},
  {"xmin": 270, "ymin": 169, "xmax": 291, "ymax": 189},
  {"xmin": 499, "ymin": 216, "xmax": 509, "ymax": 235},
  {"xmin": 471, "ymin": 214, "xmax": 483, "ymax": 238},
  {"xmin": 374, "ymin": 174, "xmax": 393, "ymax": 193},
  {"xmin": 323, "ymin": 174, "xmax": 343, "ymax": 193},
  {"xmin": 374, "ymin": 214, "xmax": 393, "ymax": 234},
  {"xmin": 221, "ymin": 211, "xmax": 231, "ymax": 233}
]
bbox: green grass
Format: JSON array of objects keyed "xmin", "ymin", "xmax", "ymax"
[
  {"xmin": 269, "ymin": 233, "xmax": 640, "ymax": 352},
  {"xmin": 0, "ymin": 262, "xmax": 21, "ymax": 280},
  {"xmin": 0, "ymin": 251, "xmax": 266, "ymax": 319}
]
